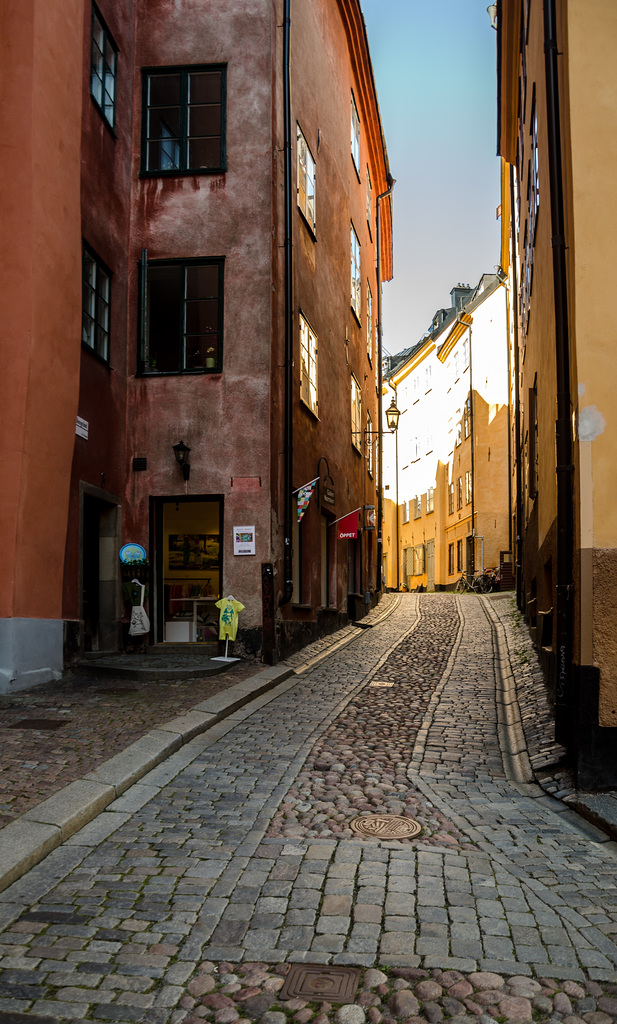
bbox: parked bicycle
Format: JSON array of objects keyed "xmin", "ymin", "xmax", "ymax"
[{"xmin": 455, "ymin": 567, "xmax": 500, "ymax": 594}]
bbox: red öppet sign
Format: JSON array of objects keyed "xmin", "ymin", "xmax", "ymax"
[{"xmin": 336, "ymin": 509, "xmax": 360, "ymax": 540}]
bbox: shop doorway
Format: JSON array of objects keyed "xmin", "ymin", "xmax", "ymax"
[
  {"xmin": 154, "ymin": 496, "xmax": 223, "ymax": 643},
  {"xmin": 81, "ymin": 490, "xmax": 120, "ymax": 653}
]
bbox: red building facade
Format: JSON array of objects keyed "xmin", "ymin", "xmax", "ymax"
[{"xmin": 1, "ymin": 0, "xmax": 392, "ymax": 689}]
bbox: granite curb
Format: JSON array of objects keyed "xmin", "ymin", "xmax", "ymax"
[
  {"xmin": 0, "ymin": 593, "xmax": 400, "ymax": 898},
  {"xmin": 482, "ymin": 594, "xmax": 617, "ymax": 847},
  {"xmin": 0, "ymin": 664, "xmax": 294, "ymax": 895}
]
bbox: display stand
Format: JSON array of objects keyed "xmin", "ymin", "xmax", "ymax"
[{"xmin": 212, "ymin": 637, "xmax": 240, "ymax": 662}]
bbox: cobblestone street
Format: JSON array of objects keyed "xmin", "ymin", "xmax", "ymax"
[{"xmin": 1, "ymin": 594, "xmax": 617, "ymax": 1023}]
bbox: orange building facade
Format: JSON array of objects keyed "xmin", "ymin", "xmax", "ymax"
[{"xmin": 0, "ymin": 0, "xmax": 392, "ymax": 692}]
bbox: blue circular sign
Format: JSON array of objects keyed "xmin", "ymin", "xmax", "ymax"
[{"xmin": 119, "ymin": 543, "xmax": 147, "ymax": 564}]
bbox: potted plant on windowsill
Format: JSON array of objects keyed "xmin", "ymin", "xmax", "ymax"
[{"xmin": 205, "ymin": 346, "xmax": 217, "ymax": 369}]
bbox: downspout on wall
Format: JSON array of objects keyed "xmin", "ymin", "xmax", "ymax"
[
  {"xmin": 376, "ymin": 176, "xmax": 395, "ymax": 592},
  {"xmin": 543, "ymin": 0, "xmax": 573, "ymax": 744},
  {"xmin": 279, "ymin": 0, "xmax": 294, "ymax": 607}
]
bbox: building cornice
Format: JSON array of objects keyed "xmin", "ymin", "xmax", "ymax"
[{"xmin": 438, "ymin": 312, "xmax": 473, "ymax": 364}]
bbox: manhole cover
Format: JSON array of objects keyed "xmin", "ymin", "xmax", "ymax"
[
  {"xmin": 281, "ymin": 964, "xmax": 360, "ymax": 1002},
  {"xmin": 349, "ymin": 813, "xmax": 422, "ymax": 839},
  {"xmin": 369, "ymin": 679, "xmax": 394, "ymax": 687},
  {"xmin": 7, "ymin": 718, "xmax": 67, "ymax": 731}
]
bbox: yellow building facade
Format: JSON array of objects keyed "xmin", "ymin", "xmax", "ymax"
[
  {"xmin": 498, "ymin": 0, "xmax": 617, "ymax": 786},
  {"xmin": 382, "ymin": 276, "xmax": 511, "ymax": 594}
]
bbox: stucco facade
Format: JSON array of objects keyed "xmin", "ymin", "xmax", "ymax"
[
  {"xmin": 0, "ymin": 0, "xmax": 392, "ymax": 691},
  {"xmin": 382, "ymin": 277, "xmax": 510, "ymax": 594},
  {"xmin": 498, "ymin": 0, "xmax": 617, "ymax": 785}
]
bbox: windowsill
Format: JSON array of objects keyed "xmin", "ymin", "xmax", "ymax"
[
  {"xmin": 90, "ymin": 95, "xmax": 117, "ymax": 139},
  {"xmin": 300, "ymin": 397, "xmax": 319, "ymax": 420},
  {"xmin": 137, "ymin": 367, "xmax": 222, "ymax": 378},
  {"xmin": 139, "ymin": 167, "xmax": 226, "ymax": 179},
  {"xmin": 82, "ymin": 343, "xmax": 112, "ymax": 369},
  {"xmin": 298, "ymin": 207, "xmax": 317, "ymax": 240},
  {"xmin": 351, "ymin": 306, "xmax": 362, "ymax": 327}
]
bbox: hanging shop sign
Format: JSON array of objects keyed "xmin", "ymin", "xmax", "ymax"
[
  {"xmin": 322, "ymin": 485, "xmax": 335, "ymax": 507},
  {"xmin": 119, "ymin": 542, "xmax": 147, "ymax": 563},
  {"xmin": 76, "ymin": 416, "xmax": 89, "ymax": 440},
  {"xmin": 234, "ymin": 525, "xmax": 256, "ymax": 555},
  {"xmin": 364, "ymin": 505, "xmax": 376, "ymax": 530},
  {"xmin": 335, "ymin": 508, "xmax": 360, "ymax": 541}
]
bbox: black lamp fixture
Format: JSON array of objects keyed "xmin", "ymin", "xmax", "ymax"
[
  {"xmin": 172, "ymin": 440, "xmax": 191, "ymax": 481},
  {"xmin": 385, "ymin": 396, "xmax": 401, "ymax": 432},
  {"xmin": 487, "ymin": 3, "xmax": 497, "ymax": 30}
]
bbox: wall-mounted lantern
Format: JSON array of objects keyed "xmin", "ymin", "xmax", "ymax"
[{"xmin": 172, "ymin": 440, "xmax": 191, "ymax": 481}]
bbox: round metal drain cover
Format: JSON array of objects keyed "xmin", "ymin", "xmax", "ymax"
[{"xmin": 349, "ymin": 813, "xmax": 422, "ymax": 839}]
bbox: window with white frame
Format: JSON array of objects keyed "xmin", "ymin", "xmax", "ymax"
[
  {"xmin": 456, "ymin": 409, "xmax": 462, "ymax": 445},
  {"xmin": 402, "ymin": 501, "xmax": 410, "ymax": 524},
  {"xmin": 366, "ymin": 411, "xmax": 373, "ymax": 476},
  {"xmin": 413, "ymin": 495, "xmax": 421, "ymax": 519},
  {"xmin": 427, "ymin": 487, "xmax": 435, "ymax": 513},
  {"xmin": 366, "ymin": 165, "xmax": 372, "ymax": 226},
  {"xmin": 463, "ymin": 338, "xmax": 469, "ymax": 369},
  {"xmin": 425, "ymin": 364, "xmax": 432, "ymax": 390},
  {"xmin": 463, "ymin": 397, "xmax": 471, "ymax": 438},
  {"xmin": 413, "ymin": 544, "xmax": 425, "ymax": 576},
  {"xmin": 457, "ymin": 476, "xmax": 463, "ymax": 510},
  {"xmin": 448, "ymin": 482, "xmax": 455, "ymax": 515},
  {"xmin": 299, "ymin": 312, "xmax": 318, "ymax": 415},
  {"xmin": 351, "ymin": 91, "xmax": 360, "ymax": 172},
  {"xmin": 351, "ymin": 224, "xmax": 361, "ymax": 320},
  {"xmin": 366, "ymin": 282, "xmax": 373, "ymax": 361},
  {"xmin": 454, "ymin": 351, "xmax": 460, "ymax": 378},
  {"xmin": 465, "ymin": 470, "xmax": 472, "ymax": 504},
  {"xmin": 297, "ymin": 125, "xmax": 316, "ymax": 232},
  {"xmin": 351, "ymin": 374, "xmax": 362, "ymax": 450}
]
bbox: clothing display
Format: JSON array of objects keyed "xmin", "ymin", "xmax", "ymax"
[{"xmin": 215, "ymin": 596, "xmax": 245, "ymax": 641}]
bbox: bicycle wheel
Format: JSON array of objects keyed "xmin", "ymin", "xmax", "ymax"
[
  {"xmin": 455, "ymin": 576, "xmax": 466, "ymax": 593},
  {"xmin": 478, "ymin": 574, "xmax": 491, "ymax": 594}
]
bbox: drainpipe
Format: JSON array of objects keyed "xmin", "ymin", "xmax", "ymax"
[
  {"xmin": 544, "ymin": 0, "xmax": 573, "ymax": 744},
  {"xmin": 376, "ymin": 175, "xmax": 395, "ymax": 592},
  {"xmin": 279, "ymin": 0, "xmax": 294, "ymax": 606},
  {"xmin": 509, "ymin": 168, "xmax": 524, "ymax": 608}
]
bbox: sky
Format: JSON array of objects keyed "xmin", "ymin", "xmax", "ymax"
[{"xmin": 361, "ymin": 0, "xmax": 502, "ymax": 357}]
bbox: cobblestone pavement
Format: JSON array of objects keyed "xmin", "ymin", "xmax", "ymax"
[
  {"xmin": 0, "ymin": 663, "xmax": 256, "ymax": 828},
  {"xmin": 1, "ymin": 593, "xmax": 617, "ymax": 1024}
]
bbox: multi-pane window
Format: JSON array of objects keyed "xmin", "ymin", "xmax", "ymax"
[
  {"xmin": 463, "ymin": 397, "xmax": 471, "ymax": 438},
  {"xmin": 140, "ymin": 257, "xmax": 224, "ymax": 374},
  {"xmin": 465, "ymin": 470, "xmax": 472, "ymax": 504},
  {"xmin": 427, "ymin": 487, "xmax": 435, "ymax": 513},
  {"xmin": 82, "ymin": 244, "xmax": 111, "ymax": 362},
  {"xmin": 351, "ymin": 224, "xmax": 361, "ymax": 320},
  {"xmin": 448, "ymin": 482, "xmax": 455, "ymax": 515},
  {"xmin": 351, "ymin": 374, "xmax": 362, "ymax": 450},
  {"xmin": 413, "ymin": 544, "xmax": 425, "ymax": 576},
  {"xmin": 402, "ymin": 501, "xmax": 410, "ymax": 524},
  {"xmin": 90, "ymin": 5, "xmax": 117, "ymax": 129},
  {"xmin": 456, "ymin": 409, "xmax": 462, "ymax": 445},
  {"xmin": 366, "ymin": 412, "xmax": 373, "ymax": 476},
  {"xmin": 297, "ymin": 126, "xmax": 316, "ymax": 232},
  {"xmin": 425, "ymin": 364, "xmax": 432, "ymax": 390},
  {"xmin": 366, "ymin": 282, "xmax": 373, "ymax": 361},
  {"xmin": 299, "ymin": 312, "xmax": 318, "ymax": 415},
  {"xmin": 530, "ymin": 90, "xmax": 540, "ymax": 243},
  {"xmin": 366, "ymin": 165, "xmax": 372, "ymax": 226},
  {"xmin": 448, "ymin": 543, "xmax": 455, "ymax": 576},
  {"xmin": 142, "ymin": 66, "xmax": 226, "ymax": 174},
  {"xmin": 413, "ymin": 496, "xmax": 421, "ymax": 519},
  {"xmin": 351, "ymin": 91, "xmax": 360, "ymax": 172},
  {"xmin": 457, "ymin": 539, "xmax": 464, "ymax": 572},
  {"xmin": 463, "ymin": 338, "xmax": 469, "ymax": 369},
  {"xmin": 457, "ymin": 476, "xmax": 463, "ymax": 510}
]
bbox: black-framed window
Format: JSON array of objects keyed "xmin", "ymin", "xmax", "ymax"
[
  {"xmin": 90, "ymin": 5, "xmax": 117, "ymax": 129},
  {"xmin": 140, "ymin": 256, "xmax": 224, "ymax": 374},
  {"xmin": 82, "ymin": 244, "xmax": 111, "ymax": 362},
  {"xmin": 142, "ymin": 65, "xmax": 226, "ymax": 175}
]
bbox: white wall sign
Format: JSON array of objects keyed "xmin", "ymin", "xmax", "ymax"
[
  {"xmin": 234, "ymin": 525, "xmax": 256, "ymax": 555},
  {"xmin": 76, "ymin": 416, "xmax": 89, "ymax": 440}
]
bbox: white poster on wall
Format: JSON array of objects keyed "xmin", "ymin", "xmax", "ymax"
[{"xmin": 234, "ymin": 525, "xmax": 256, "ymax": 556}]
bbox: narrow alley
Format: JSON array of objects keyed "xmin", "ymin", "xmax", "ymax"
[{"xmin": 0, "ymin": 595, "xmax": 616, "ymax": 1023}]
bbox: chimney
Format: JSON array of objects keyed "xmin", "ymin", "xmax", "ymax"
[{"xmin": 450, "ymin": 283, "xmax": 473, "ymax": 311}]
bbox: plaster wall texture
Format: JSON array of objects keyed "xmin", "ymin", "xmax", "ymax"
[{"xmin": 0, "ymin": 0, "xmax": 83, "ymax": 623}]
